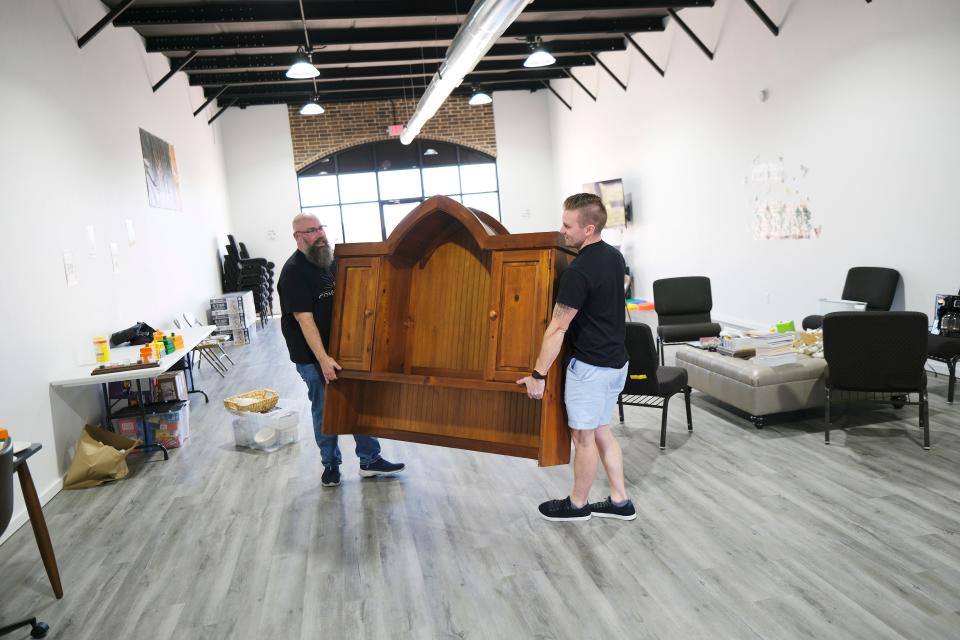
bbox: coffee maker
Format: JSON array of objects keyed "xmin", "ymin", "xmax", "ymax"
[{"xmin": 933, "ymin": 293, "xmax": 960, "ymax": 337}]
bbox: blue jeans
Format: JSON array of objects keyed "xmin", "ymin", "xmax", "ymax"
[{"xmin": 296, "ymin": 363, "xmax": 381, "ymax": 468}]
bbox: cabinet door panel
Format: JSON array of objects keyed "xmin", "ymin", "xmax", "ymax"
[
  {"xmin": 332, "ymin": 257, "xmax": 380, "ymax": 371},
  {"xmin": 486, "ymin": 250, "xmax": 549, "ymax": 382}
]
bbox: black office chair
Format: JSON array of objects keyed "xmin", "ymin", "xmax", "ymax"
[
  {"xmin": 928, "ymin": 288, "xmax": 960, "ymax": 403},
  {"xmin": 1, "ymin": 445, "xmax": 50, "ymax": 638},
  {"xmin": 652, "ymin": 276, "xmax": 722, "ymax": 365},
  {"xmin": 823, "ymin": 311, "xmax": 930, "ymax": 449},
  {"xmin": 803, "ymin": 266, "xmax": 901, "ymax": 330},
  {"xmin": 618, "ymin": 322, "xmax": 693, "ymax": 449}
]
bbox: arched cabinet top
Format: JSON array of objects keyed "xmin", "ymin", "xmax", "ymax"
[{"xmin": 334, "ymin": 195, "xmax": 571, "ymax": 260}]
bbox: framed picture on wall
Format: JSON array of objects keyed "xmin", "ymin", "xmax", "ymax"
[
  {"xmin": 582, "ymin": 178, "xmax": 627, "ymax": 227},
  {"xmin": 139, "ymin": 128, "xmax": 182, "ymax": 211}
]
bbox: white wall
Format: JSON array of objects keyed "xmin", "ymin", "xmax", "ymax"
[
  {"xmin": 0, "ymin": 0, "xmax": 233, "ymax": 542},
  {"xmin": 219, "ymin": 105, "xmax": 302, "ymax": 313},
  {"xmin": 544, "ymin": 0, "xmax": 960, "ymax": 329},
  {"xmin": 492, "ymin": 91, "xmax": 558, "ymax": 232}
]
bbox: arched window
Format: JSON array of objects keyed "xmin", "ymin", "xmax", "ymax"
[{"xmin": 297, "ymin": 139, "xmax": 500, "ymax": 245}]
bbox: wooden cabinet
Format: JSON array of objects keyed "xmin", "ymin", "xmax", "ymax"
[
  {"xmin": 329, "ymin": 257, "xmax": 380, "ymax": 371},
  {"xmin": 486, "ymin": 249, "xmax": 551, "ymax": 382},
  {"xmin": 324, "ymin": 196, "xmax": 574, "ymax": 466}
]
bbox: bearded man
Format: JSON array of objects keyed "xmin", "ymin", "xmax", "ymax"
[{"xmin": 277, "ymin": 213, "xmax": 404, "ymax": 487}]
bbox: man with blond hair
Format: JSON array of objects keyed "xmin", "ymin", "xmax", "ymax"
[
  {"xmin": 278, "ymin": 212, "xmax": 404, "ymax": 487},
  {"xmin": 517, "ymin": 194, "xmax": 634, "ymax": 522}
]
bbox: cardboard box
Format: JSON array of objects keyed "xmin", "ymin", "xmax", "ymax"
[
  {"xmin": 216, "ymin": 326, "xmax": 257, "ymax": 346},
  {"xmin": 210, "ymin": 291, "xmax": 254, "ymax": 314},
  {"xmin": 156, "ymin": 371, "xmax": 188, "ymax": 402}
]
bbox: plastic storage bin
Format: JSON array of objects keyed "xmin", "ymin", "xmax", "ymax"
[
  {"xmin": 111, "ymin": 401, "xmax": 190, "ymax": 449},
  {"xmin": 232, "ymin": 407, "xmax": 298, "ymax": 452}
]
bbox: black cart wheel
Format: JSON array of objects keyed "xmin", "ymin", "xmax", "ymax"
[{"xmin": 31, "ymin": 621, "xmax": 50, "ymax": 638}]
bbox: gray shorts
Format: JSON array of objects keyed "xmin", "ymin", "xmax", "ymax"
[{"xmin": 564, "ymin": 358, "xmax": 629, "ymax": 430}]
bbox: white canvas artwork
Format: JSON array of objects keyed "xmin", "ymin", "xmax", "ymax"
[{"xmin": 746, "ymin": 156, "xmax": 820, "ymax": 240}]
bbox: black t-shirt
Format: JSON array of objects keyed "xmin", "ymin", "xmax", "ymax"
[
  {"xmin": 555, "ymin": 241, "xmax": 628, "ymax": 368},
  {"xmin": 277, "ymin": 250, "xmax": 336, "ymax": 364}
]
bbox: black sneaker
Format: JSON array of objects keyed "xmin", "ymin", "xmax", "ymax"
[
  {"xmin": 359, "ymin": 458, "xmax": 405, "ymax": 478},
  {"xmin": 321, "ymin": 465, "xmax": 341, "ymax": 487},
  {"xmin": 538, "ymin": 497, "xmax": 591, "ymax": 522},
  {"xmin": 589, "ymin": 496, "xmax": 637, "ymax": 521}
]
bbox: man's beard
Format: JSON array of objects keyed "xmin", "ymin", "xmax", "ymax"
[{"xmin": 305, "ymin": 242, "xmax": 332, "ymax": 268}]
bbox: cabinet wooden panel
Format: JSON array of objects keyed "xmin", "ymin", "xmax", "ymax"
[
  {"xmin": 485, "ymin": 250, "xmax": 550, "ymax": 382},
  {"xmin": 324, "ymin": 196, "xmax": 574, "ymax": 466},
  {"xmin": 330, "ymin": 257, "xmax": 380, "ymax": 371}
]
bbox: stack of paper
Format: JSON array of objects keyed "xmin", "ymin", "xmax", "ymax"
[
  {"xmin": 752, "ymin": 333, "xmax": 799, "ymax": 366},
  {"xmin": 718, "ymin": 336, "xmax": 756, "ymax": 358}
]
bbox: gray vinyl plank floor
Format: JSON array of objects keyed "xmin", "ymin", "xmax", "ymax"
[{"xmin": 2, "ymin": 317, "xmax": 959, "ymax": 640}]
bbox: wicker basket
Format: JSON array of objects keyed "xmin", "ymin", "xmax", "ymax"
[{"xmin": 223, "ymin": 389, "xmax": 280, "ymax": 414}]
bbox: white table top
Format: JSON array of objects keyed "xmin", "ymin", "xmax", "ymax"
[{"xmin": 50, "ymin": 325, "xmax": 215, "ymax": 388}]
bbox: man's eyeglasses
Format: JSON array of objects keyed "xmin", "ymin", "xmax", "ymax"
[{"xmin": 295, "ymin": 225, "xmax": 326, "ymax": 236}]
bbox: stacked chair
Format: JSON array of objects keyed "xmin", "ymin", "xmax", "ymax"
[{"xmin": 221, "ymin": 235, "xmax": 274, "ymax": 328}]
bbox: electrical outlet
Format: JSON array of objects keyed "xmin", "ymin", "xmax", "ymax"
[
  {"xmin": 763, "ymin": 292, "xmax": 771, "ymax": 304},
  {"xmin": 267, "ymin": 229, "xmax": 277, "ymax": 240}
]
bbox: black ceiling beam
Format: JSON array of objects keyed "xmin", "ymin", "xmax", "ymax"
[
  {"xmin": 208, "ymin": 98, "xmax": 238, "ymax": 125},
  {"xmin": 117, "ymin": 1, "xmax": 713, "ymax": 26},
  {"xmin": 189, "ymin": 55, "xmax": 595, "ymax": 87},
  {"xmin": 590, "ymin": 52, "xmax": 627, "ymax": 90},
  {"xmin": 145, "ymin": 17, "xmax": 665, "ymax": 52},
  {"xmin": 540, "ymin": 81, "xmax": 572, "ymax": 111},
  {"xmin": 77, "ymin": 0, "xmax": 137, "ymax": 48},
  {"xmin": 563, "ymin": 69, "xmax": 596, "ymax": 101},
  {"xmin": 152, "ymin": 50, "xmax": 198, "ymax": 92},
  {"xmin": 225, "ymin": 82, "xmax": 546, "ymax": 108},
  {"xmin": 624, "ymin": 33, "xmax": 665, "ymax": 76},
  {"xmin": 742, "ymin": 0, "xmax": 779, "ymax": 36},
  {"xmin": 211, "ymin": 70, "xmax": 568, "ymax": 99},
  {"xmin": 667, "ymin": 8, "xmax": 714, "ymax": 60},
  {"xmin": 173, "ymin": 39, "xmax": 626, "ymax": 73},
  {"xmin": 194, "ymin": 85, "xmax": 228, "ymax": 116}
]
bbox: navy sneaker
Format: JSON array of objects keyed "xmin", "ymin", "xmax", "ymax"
[
  {"xmin": 359, "ymin": 458, "xmax": 405, "ymax": 478},
  {"xmin": 538, "ymin": 497, "xmax": 591, "ymax": 522},
  {"xmin": 321, "ymin": 465, "xmax": 341, "ymax": 487},
  {"xmin": 588, "ymin": 496, "xmax": 637, "ymax": 521}
]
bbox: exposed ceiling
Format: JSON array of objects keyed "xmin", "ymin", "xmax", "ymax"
[{"xmin": 93, "ymin": 0, "xmax": 727, "ymax": 118}]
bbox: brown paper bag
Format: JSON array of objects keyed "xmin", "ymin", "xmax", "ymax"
[{"xmin": 63, "ymin": 424, "xmax": 140, "ymax": 489}]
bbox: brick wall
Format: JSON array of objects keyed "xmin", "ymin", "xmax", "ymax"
[{"xmin": 287, "ymin": 96, "xmax": 496, "ymax": 171}]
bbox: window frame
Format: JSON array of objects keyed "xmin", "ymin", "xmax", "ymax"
[{"xmin": 296, "ymin": 139, "xmax": 501, "ymax": 244}]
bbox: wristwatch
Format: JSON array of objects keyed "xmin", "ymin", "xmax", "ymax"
[{"xmin": 531, "ymin": 370, "xmax": 547, "ymax": 380}]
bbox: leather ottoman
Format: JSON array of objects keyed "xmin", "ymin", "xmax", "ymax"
[{"xmin": 675, "ymin": 346, "xmax": 826, "ymax": 427}]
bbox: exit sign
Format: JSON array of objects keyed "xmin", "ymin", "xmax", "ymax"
[{"xmin": 386, "ymin": 124, "xmax": 404, "ymax": 136}]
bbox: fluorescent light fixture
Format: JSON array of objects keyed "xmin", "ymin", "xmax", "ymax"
[
  {"xmin": 524, "ymin": 47, "xmax": 555, "ymax": 68},
  {"xmin": 423, "ymin": 147, "xmax": 439, "ymax": 156},
  {"xmin": 300, "ymin": 99, "xmax": 325, "ymax": 115},
  {"xmin": 400, "ymin": 0, "xmax": 532, "ymax": 145},
  {"xmin": 286, "ymin": 48, "xmax": 319, "ymax": 79}
]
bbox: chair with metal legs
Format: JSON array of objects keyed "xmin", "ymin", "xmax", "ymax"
[
  {"xmin": 1, "ymin": 443, "xmax": 50, "ymax": 638},
  {"xmin": 180, "ymin": 312, "xmax": 232, "ymax": 377},
  {"xmin": 617, "ymin": 322, "xmax": 693, "ymax": 449}
]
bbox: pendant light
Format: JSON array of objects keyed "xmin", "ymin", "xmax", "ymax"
[
  {"xmin": 287, "ymin": 47, "xmax": 319, "ymax": 79},
  {"xmin": 468, "ymin": 85, "xmax": 492, "ymax": 105},
  {"xmin": 300, "ymin": 97, "xmax": 325, "ymax": 115},
  {"xmin": 523, "ymin": 37, "xmax": 555, "ymax": 68}
]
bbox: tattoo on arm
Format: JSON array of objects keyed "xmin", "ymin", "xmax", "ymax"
[{"xmin": 553, "ymin": 303, "xmax": 573, "ymax": 320}]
